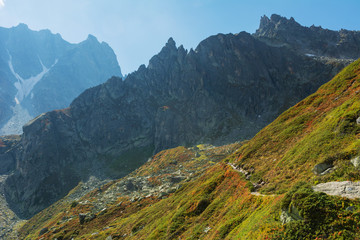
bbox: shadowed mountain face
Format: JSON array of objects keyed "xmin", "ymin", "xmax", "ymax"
[
  {"xmin": 18, "ymin": 59, "xmax": 360, "ymax": 239},
  {"xmin": 2, "ymin": 14, "xmax": 360, "ymax": 218},
  {"xmin": 0, "ymin": 24, "xmax": 122, "ymax": 135}
]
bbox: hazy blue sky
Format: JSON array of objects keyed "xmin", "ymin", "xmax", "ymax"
[{"xmin": 0, "ymin": 0, "xmax": 360, "ymax": 74}]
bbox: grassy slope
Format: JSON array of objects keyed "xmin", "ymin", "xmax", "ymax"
[
  {"xmin": 20, "ymin": 143, "xmax": 242, "ymax": 239},
  {"xmin": 83, "ymin": 164, "xmax": 283, "ymax": 240},
  {"xmin": 231, "ymin": 59, "xmax": 360, "ymax": 193},
  {"xmin": 21, "ymin": 60, "xmax": 360, "ymax": 239}
]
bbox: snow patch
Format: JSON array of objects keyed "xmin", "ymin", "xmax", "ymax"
[
  {"xmin": 8, "ymin": 54, "xmax": 58, "ymax": 103},
  {"xmin": 305, "ymin": 53, "xmax": 316, "ymax": 57}
]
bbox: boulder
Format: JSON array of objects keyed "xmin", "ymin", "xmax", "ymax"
[
  {"xmin": 39, "ymin": 227, "xmax": 48, "ymax": 236},
  {"xmin": 351, "ymin": 156, "xmax": 360, "ymax": 168},
  {"xmin": 280, "ymin": 205, "xmax": 303, "ymax": 224},
  {"xmin": 79, "ymin": 213, "xmax": 96, "ymax": 224},
  {"xmin": 312, "ymin": 163, "xmax": 333, "ymax": 175},
  {"xmin": 313, "ymin": 181, "xmax": 360, "ymax": 199}
]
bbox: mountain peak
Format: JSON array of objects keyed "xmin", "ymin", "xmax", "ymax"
[
  {"xmin": 14, "ymin": 23, "xmax": 29, "ymax": 30},
  {"xmin": 147, "ymin": 37, "xmax": 180, "ymax": 69},
  {"xmin": 259, "ymin": 15, "xmax": 271, "ymax": 29},
  {"xmin": 165, "ymin": 37, "xmax": 176, "ymax": 49},
  {"xmin": 270, "ymin": 13, "xmax": 285, "ymax": 22},
  {"xmin": 86, "ymin": 34, "xmax": 99, "ymax": 43},
  {"xmin": 254, "ymin": 13, "xmax": 360, "ymax": 59},
  {"xmin": 255, "ymin": 14, "xmax": 301, "ymax": 36}
]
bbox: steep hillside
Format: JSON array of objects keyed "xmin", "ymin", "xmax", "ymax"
[
  {"xmin": 0, "ymin": 24, "xmax": 122, "ymax": 135},
  {"xmin": 2, "ymin": 15, "xmax": 359, "ymax": 219},
  {"xmin": 19, "ymin": 60, "xmax": 360, "ymax": 239},
  {"xmin": 18, "ymin": 143, "xmax": 243, "ymax": 239},
  {"xmin": 231, "ymin": 59, "xmax": 360, "ymax": 194}
]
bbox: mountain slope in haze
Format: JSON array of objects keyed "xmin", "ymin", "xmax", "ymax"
[
  {"xmin": 2, "ymin": 15, "xmax": 360, "ymax": 219},
  {"xmin": 0, "ymin": 24, "xmax": 122, "ymax": 135},
  {"xmin": 20, "ymin": 57, "xmax": 360, "ymax": 240}
]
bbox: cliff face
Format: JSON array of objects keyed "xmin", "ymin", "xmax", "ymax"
[
  {"xmin": 2, "ymin": 15, "xmax": 360, "ymax": 218},
  {"xmin": 19, "ymin": 59, "xmax": 360, "ymax": 239}
]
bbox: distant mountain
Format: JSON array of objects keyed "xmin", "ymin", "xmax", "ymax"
[
  {"xmin": 0, "ymin": 24, "xmax": 122, "ymax": 135},
  {"xmin": 255, "ymin": 14, "xmax": 360, "ymax": 59},
  {"xmin": 2, "ymin": 14, "xmax": 360, "ymax": 219}
]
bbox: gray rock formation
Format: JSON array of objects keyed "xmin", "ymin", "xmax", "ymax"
[
  {"xmin": 280, "ymin": 206, "xmax": 303, "ymax": 224},
  {"xmin": 351, "ymin": 156, "xmax": 360, "ymax": 168},
  {"xmin": 313, "ymin": 181, "xmax": 360, "ymax": 199},
  {"xmin": 0, "ymin": 135, "xmax": 20, "ymax": 174},
  {"xmin": 255, "ymin": 14, "xmax": 360, "ymax": 60},
  {"xmin": 312, "ymin": 162, "xmax": 334, "ymax": 175},
  {"xmin": 0, "ymin": 24, "xmax": 122, "ymax": 135},
  {"xmin": 3, "ymin": 15, "xmax": 360, "ymax": 218}
]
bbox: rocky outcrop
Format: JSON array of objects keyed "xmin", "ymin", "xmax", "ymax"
[
  {"xmin": 0, "ymin": 24, "xmax": 122, "ymax": 135},
  {"xmin": 312, "ymin": 162, "xmax": 334, "ymax": 175},
  {"xmin": 254, "ymin": 14, "xmax": 360, "ymax": 60},
  {"xmin": 17, "ymin": 144, "xmax": 240, "ymax": 239},
  {"xmin": 313, "ymin": 181, "xmax": 360, "ymax": 199},
  {"xmin": 3, "ymin": 16, "xmax": 360, "ymax": 218},
  {"xmin": 0, "ymin": 135, "xmax": 20, "ymax": 174},
  {"xmin": 351, "ymin": 156, "xmax": 360, "ymax": 168}
]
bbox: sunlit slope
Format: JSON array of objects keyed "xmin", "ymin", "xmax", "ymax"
[
  {"xmin": 21, "ymin": 60, "xmax": 360, "ymax": 239},
  {"xmin": 230, "ymin": 59, "xmax": 360, "ymax": 193}
]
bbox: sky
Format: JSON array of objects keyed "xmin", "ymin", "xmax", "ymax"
[{"xmin": 0, "ymin": 0, "xmax": 360, "ymax": 74}]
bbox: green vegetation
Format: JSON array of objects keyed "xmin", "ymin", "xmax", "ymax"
[
  {"xmin": 18, "ymin": 60, "xmax": 360, "ymax": 239},
  {"xmin": 231, "ymin": 59, "xmax": 360, "ymax": 193},
  {"xmin": 70, "ymin": 201, "xmax": 78, "ymax": 208},
  {"xmin": 103, "ymin": 145, "xmax": 155, "ymax": 178},
  {"xmin": 266, "ymin": 182, "xmax": 360, "ymax": 239}
]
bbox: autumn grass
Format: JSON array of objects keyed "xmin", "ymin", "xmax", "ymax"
[
  {"xmin": 19, "ymin": 60, "xmax": 360, "ymax": 239},
  {"xmin": 231, "ymin": 59, "xmax": 360, "ymax": 194}
]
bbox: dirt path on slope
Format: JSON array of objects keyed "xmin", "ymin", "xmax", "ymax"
[{"xmin": 227, "ymin": 163, "xmax": 276, "ymax": 197}]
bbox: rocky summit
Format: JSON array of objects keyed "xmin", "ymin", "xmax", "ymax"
[
  {"xmin": 2, "ymin": 14, "xmax": 360, "ymax": 220},
  {"xmin": 0, "ymin": 24, "xmax": 122, "ymax": 135},
  {"xmin": 255, "ymin": 14, "xmax": 360, "ymax": 59}
]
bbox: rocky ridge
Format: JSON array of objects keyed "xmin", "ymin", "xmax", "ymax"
[
  {"xmin": 255, "ymin": 14, "xmax": 360, "ymax": 60},
  {"xmin": 3, "ymin": 15, "xmax": 360, "ymax": 220},
  {"xmin": 21, "ymin": 52, "xmax": 360, "ymax": 240}
]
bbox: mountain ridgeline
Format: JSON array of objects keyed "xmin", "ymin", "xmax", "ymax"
[
  {"xmin": 2, "ymin": 14, "xmax": 360, "ymax": 218},
  {"xmin": 255, "ymin": 14, "xmax": 360, "ymax": 59},
  {"xmin": 19, "ymin": 59, "xmax": 360, "ymax": 239},
  {"xmin": 0, "ymin": 23, "xmax": 122, "ymax": 135}
]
